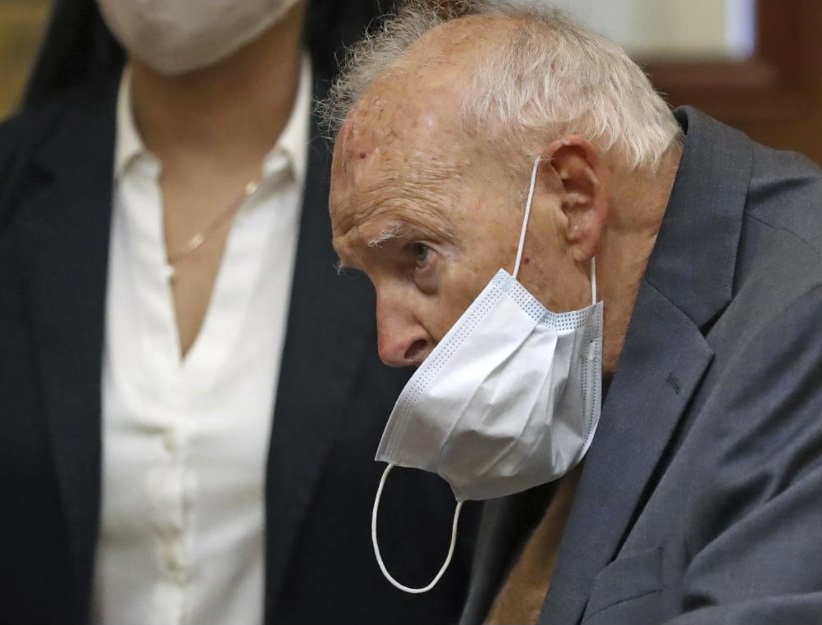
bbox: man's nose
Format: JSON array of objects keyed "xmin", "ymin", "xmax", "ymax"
[{"xmin": 375, "ymin": 296, "xmax": 432, "ymax": 368}]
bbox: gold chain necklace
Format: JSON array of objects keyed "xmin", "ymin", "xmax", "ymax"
[{"xmin": 166, "ymin": 180, "xmax": 260, "ymax": 267}]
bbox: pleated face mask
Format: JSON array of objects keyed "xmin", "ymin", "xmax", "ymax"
[
  {"xmin": 372, "ymin": 157, "xmax": 604, "ymax": 593},
  {"xmin": 97, "ymin": 0, "xmax": 299, "ymax": 75}
]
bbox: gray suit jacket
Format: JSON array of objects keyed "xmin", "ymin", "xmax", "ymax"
[{"xmin": 461, "ymin": 107, "xmax": 822, "ymax": 625}]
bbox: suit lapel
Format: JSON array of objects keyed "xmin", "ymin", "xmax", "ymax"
[
  {"xmin": 539, "ymin": 285, "xmax": 713, "ymax": 624},
  {"xmin": 18, "ymin": 78, "xmax": 119, "ymax": 620},
  {"xmin": 538, "ymin": 108, "xmax": 753, "ymax": 625},
  {"xmin": 263, "ymin": 90, "xmax": 379, "ymax": 614}
]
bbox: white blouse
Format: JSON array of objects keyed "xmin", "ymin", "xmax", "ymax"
[{"xmin": 92, "ymin": 59, "xmax": 310, "ymax": 625}]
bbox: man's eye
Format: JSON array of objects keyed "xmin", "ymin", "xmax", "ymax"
[
  {"xmin": 411, "ymin": 242, "xmax": 432, "ymax": 268},
  {"xmin": 407, "ymin": 241, "xmax": 440, "ymax": 294}
]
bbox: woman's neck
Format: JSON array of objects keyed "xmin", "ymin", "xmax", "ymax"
[{"xmin": 129, "ymin": 2, "xmax": 306, "ymax": 176}]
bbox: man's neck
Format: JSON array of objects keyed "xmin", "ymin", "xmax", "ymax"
[
  {"xmin": 598, "ymin": 145, "xmax": 683, "ymax": 373},
  {"xmin": 129, "ymin": 2, "xmax": 306, "ymax": 178}
]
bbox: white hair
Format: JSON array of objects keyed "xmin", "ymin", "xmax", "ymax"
[{"xmin": 323, "ymin": 0, "xmax": 681, "ymax": 173}]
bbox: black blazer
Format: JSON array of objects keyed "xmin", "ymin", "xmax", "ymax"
[{"xmin": 0, "ymin": 71, "xmax": 477, "ymax": 625}]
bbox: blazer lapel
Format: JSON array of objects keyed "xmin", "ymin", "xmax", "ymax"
[
  {"xmin": 263, "ymin": 97, "xmax": 379, "ymax": 612},
  {"xmin": 17, "ymin": 78, "xmax": 119, "ymax": 620},
  {"xmin": 538, "ymin": 108, "xmax": 753, "ymax": 625}
]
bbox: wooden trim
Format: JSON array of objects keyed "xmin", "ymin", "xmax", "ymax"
[
  {"xmin": 640, "ymin": 1, "xmax": 822, "ymax": 125},
  {"xmin": 0, "ymin": 0, "xmax": 50, "ymax": 119}
]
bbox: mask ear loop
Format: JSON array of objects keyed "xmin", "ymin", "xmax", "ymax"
[
  {"xmin": 591, "ymin": 256, "xmax": 597, "ymax": 305},
  {"xmin": 512, "ymin": 157, "xmax": 542, "ymax": 280},
  {"xmin": 372, "ymin": 464, "xmax": 464, "ymax": 594},
  {"xmin": 514, "ymin": 157, "xmax": 599, "ymax": 308}
]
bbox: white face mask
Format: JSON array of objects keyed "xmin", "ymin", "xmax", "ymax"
[
  {"xmin": 97, "ymin": 0, "xmax": 300, "ymax": 75},
  {"xmin": 371, "ymin": 157, "xmax": 604, "ymax": 593}
]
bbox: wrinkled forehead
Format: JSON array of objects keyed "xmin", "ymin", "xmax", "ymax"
[
  {"xmin": 330, "ymin": 74, "xmax": 470, "ymax": 223},
  {"xmin": 330, "ymin": 17, "xmax": 520, "ymax": 237},
  {"xmin": 338, "ymin": 74, "xmax": 453, "ymax": 160}
]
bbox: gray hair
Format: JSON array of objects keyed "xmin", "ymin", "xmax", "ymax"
[{"xmin": 323, "ymin": 0, "xmax": 681, "ymax": 172}]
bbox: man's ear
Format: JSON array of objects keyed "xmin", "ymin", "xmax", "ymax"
[{"xmin": 539, "ymin": 136, "xmax": 609, "ymax": 262}]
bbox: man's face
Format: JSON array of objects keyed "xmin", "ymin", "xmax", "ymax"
[{"xmin": 330, "ymin": 75, "xmax": 574, "ymax": 368}]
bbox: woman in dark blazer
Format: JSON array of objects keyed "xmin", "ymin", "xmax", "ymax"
[{"xmin": 0, "ymin": 1, "xmax": 478, "ymax": 623}]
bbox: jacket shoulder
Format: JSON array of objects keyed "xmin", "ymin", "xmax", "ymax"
[
  {"xmin": 745, "ymin": 141, "xmax": 822, "ymax": 258},
  {"xmin": 0, "ymin": 79, "xmax": 116, "ymax": 231},
  {"xmin": 0, "ymin": 93, "xmax": 75, "ymax": 169}
]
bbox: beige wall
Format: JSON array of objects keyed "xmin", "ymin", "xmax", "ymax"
[
  {"xmin": 0, "ymin": 0, "xmax": 50, "ymax": 120},
  {"xmin": 547, "ymin": 0, "xmax": 755, "ymax": 59}
]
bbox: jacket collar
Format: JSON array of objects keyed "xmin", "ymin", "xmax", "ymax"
[{"xmin": 644, "ymin": 107, "xmax": 747, "ymax": 330}]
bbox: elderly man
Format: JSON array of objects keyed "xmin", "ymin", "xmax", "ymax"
[{"xmin": 325, "ymin": 1, "xmax": 822, "ymax": 624}]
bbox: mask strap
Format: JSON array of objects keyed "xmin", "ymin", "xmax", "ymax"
[
  {"xmin": 372, "ymin": 464, "xmax": 464, "ymax": 594},
  {"xmin": 591, "ymin": 256, "xmax": 597, "ymax": 305},
  {"xmin": 513, "ymin": 157, "xmax": 599, "ymax": 307},
  {"xmin": 512, "ymin": 157, "xmax": 542, "ymax": 280}
]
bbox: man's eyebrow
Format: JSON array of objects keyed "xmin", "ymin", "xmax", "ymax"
[
  {"xmin": 367, "ymin": 221, "xmax": 405, "ymax": 248},
  {"xmin": 331, "ymin": 221, "xmax": 406, "ymax": 274}
]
